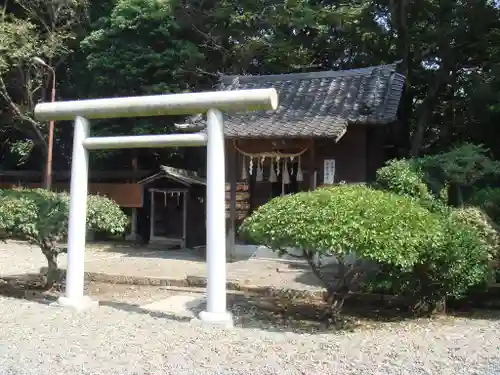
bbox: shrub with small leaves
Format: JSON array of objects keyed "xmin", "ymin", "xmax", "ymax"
[
  {"xmin": 468, "ymin": 187, "xmax": 500, "ymax": 225},
  {"xmin": 0, "ymin": 188, "xmax": 127, "ymax": 287},
  {"xmin": 86, "ymin": 194, "xmax": 129, "ymax": 236},
  {"xmin": 450, "ymin": 206, "xmax": 500, "ymax": 261},
  {"xmin": 239, "ymin": 184, "xmax": 444, "ymax": 316},
  {"xmin": 375, "ymin": 158, "xmax": 449, "ymax": 215},
  {"xmin": 375, "ymin": 159, "xmax": 432, "ymax": 200},
  {"xmin": 366, "ymin": 214, "xmax": 491, "ymax": 313}
]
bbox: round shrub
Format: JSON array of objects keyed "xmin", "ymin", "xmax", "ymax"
[
  {"xmin": 367, "ymin": 213, "xmax": 491, "ymax": 313},
  {"xmin": 241, "ymin": 184, "xmax": 492, "ymax": 315},
  {"xmin": 240, "ymin": 184, "xmax": 443, "ymax": 270},
  {"xmin": 87, "ymin": 194, "xmax": 129, "ymax": 235},
  {"xmin": 433, "ymin": 218, "xmax": 491, "ymax": 299},
  {"xmin": 375, "ymin": 159, "xmax": 449, "ymax": 215},
  {"xmin": 0, "ymin": 188, "xmax": 128, "ymax": 287}
]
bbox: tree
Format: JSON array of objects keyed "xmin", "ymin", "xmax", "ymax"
[
  {"xmin": 0, "ymin": 0, "xmax": 88, "ymax": 167},
  {"xmin": 79, "ymin": 0, "xmax": 212, "ymax": 170},
  {"xmin": 241, "ymin": 184, "xmax": 491, "ymax": 315},
  {"xmin": 239, "ymin": 184, "xmax": 444, "ymax": 318},
  {"xmin": 334, "ymin": 0, "xmax": 500, "ymax": 156},
  {"xmin": 418, "ymin": 143, "xmax": 500, "ymax": 205},
  {"xmin": 377, "ymin": 144, "xmax": 500, "ymax": 207},
  {"xmin": 0, "ymin": 188, "xmax": 128, "ymax": 288}
]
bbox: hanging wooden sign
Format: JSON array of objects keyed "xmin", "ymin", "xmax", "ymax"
[
  {"xmin": 323, "ymin": 159, "xmax": 336, "ymax": 185},
  {"xmin": 225, "ymin": 181, "xmax": 250, "ymax": 221}
]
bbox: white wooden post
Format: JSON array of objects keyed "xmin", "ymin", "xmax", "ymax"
[
  {"xmin": 57, "ymin": 116, "xmax": 95, "ymax": 310},
  {"xmin": 198, "ymin": 109, "xmax": 232, "ymax": 326}
]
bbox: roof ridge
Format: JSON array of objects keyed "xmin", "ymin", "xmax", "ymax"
[{"xmin": 220, "ymin": 63, "xmax": 399, "ymax": 85}]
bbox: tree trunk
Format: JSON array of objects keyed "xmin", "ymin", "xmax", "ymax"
[
  {"xmin": 410, "ymin": 103, "xmax": 433, "ymax": 157},
  {"xmin": 389, "ymin": 0, "xmax": 412, "ymax": 156},
  {"xmin": 41, "ymin": 247, "xmax": 59, "ymax": 289},
  {"xmin": 410, "ymin": 66, "xmax": 452, "ymax": 157}
]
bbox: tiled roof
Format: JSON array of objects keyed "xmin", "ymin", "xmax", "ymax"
[
  {"xmin": 181, "ymin": 64, "xmax": 405, "ymax": 138},
  {"xmin": 138, "ymin": 166, "xmax": 206, "ymax": 186}
]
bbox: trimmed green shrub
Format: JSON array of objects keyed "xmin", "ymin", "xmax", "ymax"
[
  {"xmin": 0, "ymin": 188, "xmax": 128, "ymax": 287},
  {"xmin": 241, "ymin": 184, "xmax": 492, "ymax": 316},
  {"xmin": 450, "ymin": 206, "xmax": 500, "ymax": 261},
  {"xmin": 86, "ymin": 194, "xmax": 130, "ymax": 236},
  {"xmin": 368, "ymin": 216, "xmax": 491, "ymax": 313},
  {"xmin": 240, "ymin": 184, "xmax": 444, "ymax": 316}
]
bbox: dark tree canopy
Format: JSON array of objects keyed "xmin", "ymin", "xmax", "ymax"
[{"xmin": 0, "ymin": 0, "xmax": 499, "ymax": 172}]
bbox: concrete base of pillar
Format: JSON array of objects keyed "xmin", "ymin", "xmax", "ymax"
[
  {"xmin": 53, "ymin": 296, "xmax": 99, "ymax": 312},
  {"xmin": 193, "ymin": 310, "xmax": 234, "ymax": 328}
]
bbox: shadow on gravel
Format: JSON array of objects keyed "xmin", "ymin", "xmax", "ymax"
[
  {"xmin": 0, "ymin": 274, "xmax": 411, "ymax": 334},
  {"xmin": 2, "ymin": 273, "xmax": 498, "ymax": 334},
  {"xmin": 183, "ymin": 292, "xmax": 424, "ymax": 334},
  {"xmin": 448, "ymin": 308, "xmax": 500, "ymax": 322},
  {"xmin": 99, "ymin": 300, "xmax": 192, "ymax": 322},
  {"xmin": 0, "ymin": 274, "xmax": 58, "ymax": 305}
]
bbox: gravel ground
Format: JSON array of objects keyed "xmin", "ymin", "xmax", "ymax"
[
  {"xmin": 0, "ymin": 296, "xmax": 499, "ymax": 375},
  {"xmin": 0, "ymin": 241, "xmax": 127, "ymax": 277},
  {"xmin": 0, "ymin": 242, "xmax": 47, "ymax": 275}
]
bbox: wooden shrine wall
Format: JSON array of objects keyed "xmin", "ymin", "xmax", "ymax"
[
  {"xmin": 225, "ymin": 181, "xmax": 250, "ymax": 223},
  {"xmin": 0, "ymin": 182, "xmax": 143, "ymax": 208}
]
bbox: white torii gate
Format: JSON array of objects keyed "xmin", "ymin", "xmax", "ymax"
[{"xmin": 34, "ymin": 88, "xmax": 278, "ymax": 327}]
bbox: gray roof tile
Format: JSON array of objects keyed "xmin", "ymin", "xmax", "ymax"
[{"xmin": 184, "ymin": 64, "xmax": 405, "ymax": 138}]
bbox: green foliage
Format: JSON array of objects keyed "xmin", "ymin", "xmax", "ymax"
[
  {"xmin": 8, "ymin": 140, "xmax": 35, "ymax": 166},
  {"xmin": 0, "ymin": 188, "xmax": 68, "ymax": 244},
  {"xmin": 0, "ymin": 0, "xmax": 88, "ymax": 166},
  {"xmin": 0, "ymin": 188, "xmax": 128, "ymax": 286},
  {"xmin": 375, "ymin": 158, "xmax": 448, "ymax": 214},
  {"xmin": 241, "ymin": 184, "xmax": 442, "ymax": 270},
  {"xmin": 375, "ymin": 159, "xmax": 432, "ymax": 200},
  {"xmin": 377, "ymin": 144, "xmax": 500, "ymax": 209},
  {"xmin": 419, "ymin": 143, "xmax": 500, "ymax": 190},
  {"xmin": 240, "ymin": 184, "xmax": 449, "ymax": 316},
  {"xmin": 205, "ymin": 0, "xmax": 365, "ymax": 75},
  {"xmin": 421, "ymin": 217, "xmax": 490, "ymax": 299},
  {"xmin": 241, "ymin": 184, "xmax": 491, "ymax": 314},
  {"xmin": 0, "ymin": 188, "xmax": 128, "ymax": 244},
  {"xmin": 468, "ymin": 187, "xmax": 500, "ymax": 225},
  {"xmin": 372, "ymin": 153, "xmax": 496, "ymax": 309},
  {"xmin": 86, "ymin": 194, "xmax": 130, "ymax": 236},
  {"xmin": 0, "ymin": 14, "xmax": 39, "ymax": 74},
  {"xmin": 368, "ymin": 217, "xmax": 491, "ymax": 312},
  {"xmin": 81, "ymin": 0, "xmax": 205, "ymax": 97},
  {"xmin": 2, "ymin": 0, "xmax": 500, "ymax": 170},
  {"xmin": 450, "ymin": 206, "xmax": 500, "ymax": 261}
]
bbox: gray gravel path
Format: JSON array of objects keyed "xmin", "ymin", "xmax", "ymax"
[
  {"xmin": 0, "ymin": 242, "xmax": 46, "ymax": 275},
  {"xmin": 0, "ymin": 241, "xmax": 126, "ymax": 277},
  {"xmin": 0, "ymin": 297, "xmax": 498, "ymax": 375}
]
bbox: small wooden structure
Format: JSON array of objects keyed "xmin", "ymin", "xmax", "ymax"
[{"xmin": 136, "ymin": 166, "xmax": 206, "ymax": 248}]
